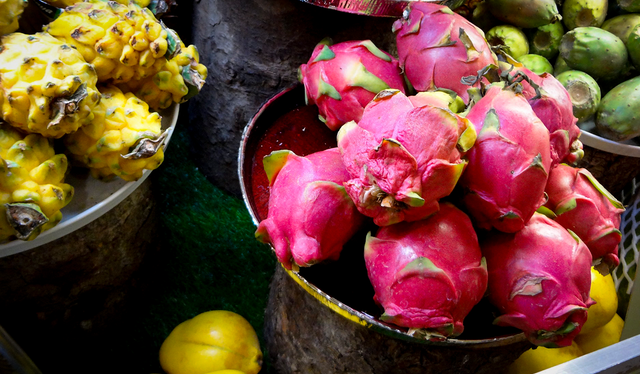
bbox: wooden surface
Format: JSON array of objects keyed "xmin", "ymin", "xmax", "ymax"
[
  {"xmin": 188, "ymin": 0, "xmax": 397, "ymax": 197},
  {"xmin": 0, "ymin": 177, "xmax": 161, "ymax": 372}
]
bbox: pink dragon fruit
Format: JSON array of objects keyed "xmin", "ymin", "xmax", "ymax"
[
  {"xmin": 543, "ymin": 163, "xmax": 625, "ymax": 273},
  {"xmin": 337, "ymin": 89, "xmax": 476, "ymax": 226},
  {"xmin": 255, "ymin": 148, "xmax": 366, "ymax": 270},
  {"xmin": 482, "ymin": 213, "xmax": 595, "ymax": 347},
  {"xmin": 393, "ymin": 3, "xmax": 498, "ymax": 104},
  {"xmin": 298, "ymin": 39, "xmax": 406, "ymax": 131},
  {"xmin": 500, "ymin": 60, "xmax": 583, "ymax": 167},
  {"xmin": 364, "ymin": 202, "xmax": 488, "ymax": 338},
  {"xmin": 458, "ymin": 84, "xmax": 551, "ymax": 233}
]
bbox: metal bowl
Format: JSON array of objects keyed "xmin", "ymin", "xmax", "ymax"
[{"xmin": 238, "ymin": 84, "xmax": 528, "ymax": 351}]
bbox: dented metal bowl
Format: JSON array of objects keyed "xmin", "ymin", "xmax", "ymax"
[{"xmin": 237, "ymin": 84, "xmax": 530, "ymax": 364}]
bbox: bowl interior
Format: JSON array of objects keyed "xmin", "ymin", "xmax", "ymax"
[{"xmin": 239, "ymin": 84, "xmax": 525, "ymax": 344}]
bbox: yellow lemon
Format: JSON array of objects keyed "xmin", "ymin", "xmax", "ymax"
[
  {"xmin": 580, "ymin": 267, "xmax": 618, "ymax": 335},
  {"xmin": 159, "ymin": 310, "xmax": 263, "ymax": 374},
  {"xmin": 575, "ymin": 313, "xmax": 624, "ymax": 354},
  {"xmin": 507, "ymin": 341, "xmax": 583, "ymax": 374}
]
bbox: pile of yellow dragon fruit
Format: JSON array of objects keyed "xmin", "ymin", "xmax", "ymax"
[
  {"xmin": 255, "ymin": 1, "xmax": 627, "ymax": 354},
  {"xmin": 0, "ymin": 0, "xmax": 206, "ymax": 242}
]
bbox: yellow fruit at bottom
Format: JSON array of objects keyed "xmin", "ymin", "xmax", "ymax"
[
  {"xmin": 507, "ymin": 341, "xmax": 583, "ymax": 374},
  {"xmin": 575, "ymin": 313, "xmax": 624, "ymax": 354},
  {"xmin": 159, "ymin": 310, "xmax": 262, "ymax": 374},
  {"xmin": 203, "ymin": 371, "xmax": 247, "ymax": 374},
  {"xmin": 580, "ymin": 267, "xmax": 618, "ymax": 335}
]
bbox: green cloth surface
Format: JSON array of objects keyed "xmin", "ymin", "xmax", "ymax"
[{"xmin": 132, "ymin": 109, "xmax": 277, "ymax": 373}]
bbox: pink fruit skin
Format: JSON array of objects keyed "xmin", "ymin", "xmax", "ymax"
[
  {"xmin": 364, "ymin": 202, "xmax": 488, "ymax": 337},
  {"xmin": 298, "ymin": 40, "xmax": 406, "ymax": 131},
  {"xmin": 504, "ymin": 65, "xmax": 582, "ymax": 167},
  {"xmin": 393, "ymin": 3, "xmax": 497, "ymax": 104},
  {"xmin": 544, "ymin": 164, "xmax": 625, "ymax": 272},
  {"xmin": 482, "ymin": 213, "xmax": 595, "ymax": 347},
  {"xmin": 338, "ymin": 89, "xmax": 472, "ymax": 226},
  {"xmin": 255, "ymin": 148, "xmax": 366, "ymax": 270},
  {"xmin": 459, "ymin": 85, "xmax": 551, "ymax": 233}
]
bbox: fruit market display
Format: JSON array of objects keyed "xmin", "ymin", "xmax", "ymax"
[
  {"xmin": 0, "ymin": 0, "xmax": 207, "ymax": 243},
  {"xmin": 255, "ymin": 0, "xmax": 632, "ymax": 360}
]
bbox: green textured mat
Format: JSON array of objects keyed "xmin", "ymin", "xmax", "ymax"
[{"xmin": 138, "ymin": 109, "xmax": 276, "ymax": 373}]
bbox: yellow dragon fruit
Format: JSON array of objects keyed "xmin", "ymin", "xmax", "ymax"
[
  {"xmin": 0, "ymin": 121, "xmax": 74, "ymax": 242},
  {"xmin": 63, "ymin": 84, "xmax": 167, "ymax": 181},
  {"xmin": 0, "ymin": 0, "xmax": 28, "ymax": 36},
  {"xmin": 120, "ymin": 42, "xmax": 207, "ymax": 110},
  {"xmin": 0, "ymin": 32, "xmax": 101, "ymax": 138},
  {"xmin": 45, "ymin": 0, "xmax": 181, "ymax": 83}
]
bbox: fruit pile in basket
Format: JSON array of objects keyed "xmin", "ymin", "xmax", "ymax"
[
  {"xmin": 0, "ymin": 0, "xmax": 207, "ymax": 243},
  {"xmin": 474, "ymin": 0, "xmax": 640, "ymax": 143},
  {"xmin": 254, "ymin": 0, "xmax": 628, "ymax": 359}
]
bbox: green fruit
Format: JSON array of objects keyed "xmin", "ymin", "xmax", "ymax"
[
  {"xmin": 528, "ymin": 21, "xmax": 565, "ymax": 60},
  {"xmin": 553, "ymin": 55, "xmax": 571, "ymax": 76},
  {"xmin": 562, "ymin": 0, "xmax": 609, "ymax": 30},
  {"xmin": 601, "ymin": 13, "xmax": 640, "ymax": 44},
  {"xmin": 518, "ymin": 54, "xmax": 554, "ymax": 75},
  {"xmin": 555, "ymin": 70, "xmax": 601, "ymax": 122},
  {"xmin": 471, "ymin": 0, "xmax": 500, "ymax": 32},
  {"xmin": 595, "ymin": 75, "xmax": 640, "ymax": 141},
  {"xmin": 626, "ymin": 23, "xmax": 640, "ymax": 69},
  {"xmin": 559, "ymin": 27, "xmax": 628, "ymax": 80},
  {"xmin": 618, "ymin": 0, "xmax": 640, "ymax": 12},
  {"xmin": 485, "ymin": 0, "xmax": 563, "ymax": 28},
  {"xmin": 486, "ymin": 25, "xmax": 529, "ymax": 59}
]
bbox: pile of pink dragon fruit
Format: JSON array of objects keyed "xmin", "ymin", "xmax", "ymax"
[{"xmin": 254, "ymin": 2, "xmax": 626, "ymax": 348}]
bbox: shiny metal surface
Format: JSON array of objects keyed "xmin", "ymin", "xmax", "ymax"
[{"xmin": 297, "ymin": 0, "xmax": 434, "ymax": 17}]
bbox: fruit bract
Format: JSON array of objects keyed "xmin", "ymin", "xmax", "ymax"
[
  {"xmin": 482, "ymin": 213, "xmax": 595, "ymax": 347},
  {"xmin": 459, "ymin": 84, "xmax": 551, "ymax": 233},
  {"xmin": 159, "ymin": 310, "xmax": 262, "ymax": 374},
  {"xmin": 543, "ymin": 164, "xmax": 624, "ymax": 272},
  {"xmin": 393, "ymin": 3, "xmax": 497, "ymax": 104},
  {"xmin": 364, "ymin": 202, "xmax": 488, "ymax": 338},
  {"xmin": 255, "ymin": 148, "xmax": 366, "ymax": 270},
  {"xmin": 298, "ymin": 39, "xmax": 405, "ymax": 131},
  {"xmin": 337, "ymin": 89, "xmax": 475, "ymax": 226},
  {"xmin": 500, "ymin": 61, "xmax": 582, "ymax": 167}
]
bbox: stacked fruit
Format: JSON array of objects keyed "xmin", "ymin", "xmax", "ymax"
[
  {"xmin": 255, "ymin": 1, "xmax": 627, "ymax": 359},
  {"xmin": 475, "ymin": 0, "xmax": 640, "ymax": 142},
  {"xmin": 0, "ymin": 0, "xmax": 207, "ymax": 243}
]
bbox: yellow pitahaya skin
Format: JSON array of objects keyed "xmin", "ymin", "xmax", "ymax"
[
  {"xmin": 482, "ymin": 213, "xmax": 595, "ymax": 348},
  {"xmin": 0, "ymin": 122, "xmax": 74, "ymax": 242},
  {"xmin": 543, "ymin": 164, "xmax": 625, "ymax": 274},
  {"xmin": 0, "ymin": 0, "xmax": 27, "ymax": 36},
  {"xmin": 298, "ymin": 39, "xmax": 406, "ymax": 131},
  {"xmin": 255, "ymin": 148, "xmax": 367, "ymax": 271},
  {"xmin": 364, "ymin": 202, "xmax": 488, "ymax": 338},
  {"xmin": 337, "ymin": 89, "xmax": 475, "ymax": 226},
  {"xmin": 45, "ymin": 0, "xmax": 173, "ymax": 83},
  {"xmin": 63, "ymin": 85, "xmax": 165, "ymax": 181},
  {"xmin": 0, "ymin": 32, "xmax": 101, "ymax": 138}
]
